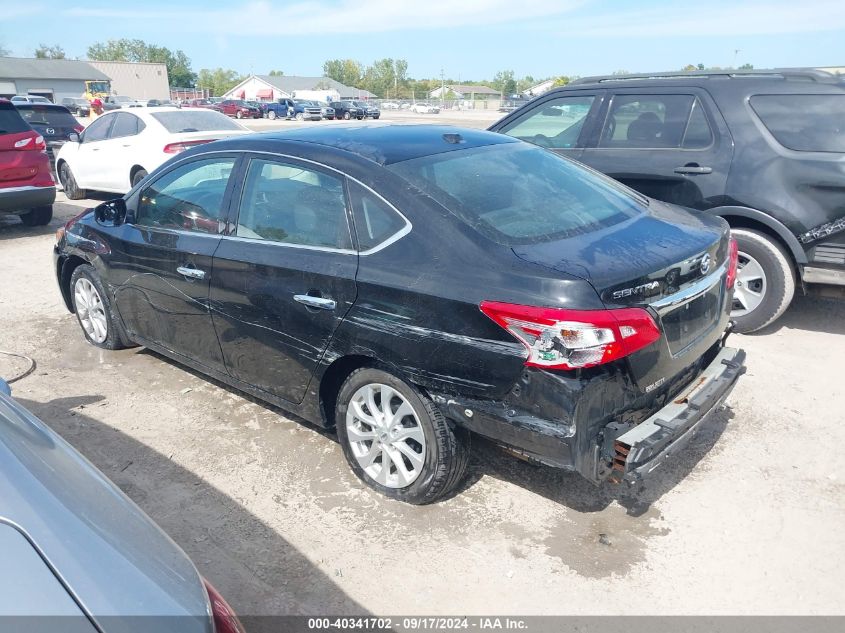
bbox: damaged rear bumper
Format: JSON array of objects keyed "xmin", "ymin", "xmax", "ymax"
[{"xmin": 609, "ymin": 346, "xmax": 746, "ymax": 484}]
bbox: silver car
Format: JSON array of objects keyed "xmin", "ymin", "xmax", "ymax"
[{"xmin": 0, "ymin": 378, "xmax": 244, "ymax": 633}]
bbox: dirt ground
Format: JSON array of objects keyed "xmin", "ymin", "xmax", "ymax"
[{"xmin": 1, "ymin": 111, "xmax": 843, "ymax": 617}]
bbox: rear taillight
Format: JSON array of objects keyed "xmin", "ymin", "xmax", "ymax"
[
  {"xmin": 73, "ymin": 125, "xmax": 84, "ymax": 133},
  {"xmin": 480, "ymin": 301, "xmax": 660, "ymax": 370},
  {"xmin": 14, "ymin": 134, "xmax": 46, "ymax": 151},
  {"xmin": 203, "ymin": 579, "xmax": 246, "ymax": 633},
  {"xmin": 726, "ymin": 236, "xmax": 739, "ymax": 290},
  {"xmin": 163, "ymin": 140, "xmax": 213, "ymax": 154}
]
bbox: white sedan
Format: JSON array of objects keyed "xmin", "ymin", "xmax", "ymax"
[
  {"xmin": 55, "ymin": 107, "xmax": 248, "ymax": 198},
  {"xmin": 410, "ymin": 103, "xmax": 441, "ymax": 114}
]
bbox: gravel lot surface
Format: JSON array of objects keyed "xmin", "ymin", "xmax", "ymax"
[{"xmin": 1, "ymin": 110, "xmax": 843, "ymax": 617}]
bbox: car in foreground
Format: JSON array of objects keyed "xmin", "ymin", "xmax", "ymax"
[
  {"xmin": 54, "ymin": 125, "xmax": 744, "ymax": 504},
  {"xmin": 490, "ymin": 68, "xmax": 845, "ymax": 332},
  {"xmin": 215, "ymin": 99, "xmax": 262, "ymax": 119},
  {"xmin": 15, "ymin": 103, "xmax": 85, "ymax": 172},
  {"xmin": 0, "ymin": 99, "xmax": 55, "ymax": 226},
  {"xmin": 410, "ymin": 102, "xmax": 440, "ymax": 114},
  {"xmin": 329, "ymin": 100, "xmax": 364, "ymax": 120},
  {"xmin": 55, "ymin": 107, "xmax": 249, "ymax": 197},
  {"xmin": 61, "ymin": 97, "xmax": 92, "ymax": 117},
  {"xmin": 0, "ymin": 377, "xmax": 244, "ymax": 632}
]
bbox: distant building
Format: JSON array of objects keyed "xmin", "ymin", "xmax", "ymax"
[
  {"xmin": 429, "ymin": 84, "xmax": 501, "ymax": 99},
  {"xmin": 222, "ymin": 74, "xmax": 376, "ymax": 102},
  {"xmin": 0, "ymin": 57, "xmax": 109, "ymax": 102},
  {"xmin": 87, "ymin": 61, "xmax": 170, "ymax": 100}
]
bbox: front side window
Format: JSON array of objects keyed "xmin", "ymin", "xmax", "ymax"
[
  {"xmin": 389, "ymin": 143, "xmax": 645, "ymax": 245},
  {"xmin": 500, "ymin": 95, "xmax": 595, "ymax": 149},
  {"xmin": 750, "ymin": 94, "xmax": 845, "ymax": 152},
  {"xmin": 136, "ymin": 158, "xmax": 235, "ymax": 233},
  {"xmin": 600, "ymin": 94, "xmax": 698, "ymax": 148},
  {"xmin": 82, "ymin": 115, "xmax": 114, "ymax": 143},
  {"xmin": 236, "ymin": 158, "xmax": 351, "ymax": 249}
]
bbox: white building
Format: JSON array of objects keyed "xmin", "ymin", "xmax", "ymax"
[
  {"xmin": 222, "ymin": 74, "xmax": 375, "ymax": 102},
  {"xmin": 429, "ymin": 84, "xmax": 500, "ymax": 99}
]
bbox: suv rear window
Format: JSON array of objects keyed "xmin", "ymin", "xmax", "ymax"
[
  {"xmin": 750, "ymin": 94, "xmax": 845, "ymax": 152},
  {"xmin": 16, "ymin": 106, "xmax": 79, "ymax": 128},
  {"xmin": 389, "ymin": 143, "xmax": 645, "ymax": 245},
  {"xmin": 0, "ymin": 103, "xmax": 31, "ymax": 134}
]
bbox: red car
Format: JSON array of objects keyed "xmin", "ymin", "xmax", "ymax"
[
  {"xmin": 215, "ymin": 99, "xmax": 262, "ymax": 119},
  {"xmin": 184, "ymin": 98, "xmax": 215, "ymax": 109},
  {"xmin": 0, "ymin": 99, "xmax": 55, "ymax": 226}
]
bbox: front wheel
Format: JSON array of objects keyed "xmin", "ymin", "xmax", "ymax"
[
  {"xmin": 70, "ymin": 264, "xmax": 130, "ymax": 350},
  {"xmin": 19, "ymin": 206, "xmax": 53, "ymax": 226},
  {"xmin": 236, "ymin": 110, "xmax": 243, "ymax": 119},
  {"xmin": 343, "ymin": 111, "xmax": 351, "ymax": 120},
  {"xmin": 295, "ymin": 112, "xmax": 304, "ymax": 121},
  {"xmin": 131, "ymin": 169, "xmax": 148, "ymax": 188},
  {"xmin": 268, "ymin": 110, "xmax": 276, "ymax": 120},
  {"xmin": 336, "ymin": 368, "xmax": 469, "ymax": 504},
  {"xmin": 730, "ymin": 228, "xmax": 795, "ymax": 333},
  {"xmin": 59, "ymin": 162, "xmax": 85, "ymax": 200}
]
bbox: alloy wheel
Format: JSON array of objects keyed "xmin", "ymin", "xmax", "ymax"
[
  {"xmin": 732, "ymin": 250, "xmax": 767, "ymax": 317},
  {"xmin": 346, "ymin": 383, "xmax": 426, "ymax": 488},
  {"xmin": 74, "ymin": 278, "xmax": 108, "ymax": 343}
]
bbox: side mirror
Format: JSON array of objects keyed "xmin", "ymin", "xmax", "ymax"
[
  {"xmin": 94, "ymin": 198, "xmax": 127, "ymax": 226},
  {"xmin": 541, "ymin": 107, "xmax": 562, "ymax": 117},
  {"xmin": 68, "ymin": 132, "xmax": 81, "ymax": 143}
]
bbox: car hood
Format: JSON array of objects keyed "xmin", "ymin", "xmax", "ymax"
[{"xmin": 0, "ymin": 392, "xmax": 212, "ymax": 632}]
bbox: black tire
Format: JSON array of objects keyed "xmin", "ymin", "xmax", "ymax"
[
  {"xmin": 295, "ymin": 112, "xmax": 304, "ymax": 121},
  {"xmin": 730, "ymin": 228, "xmax": 795, "ymax": 333},
  {"xmin": 268, "ymin": 110, "xmax": 277, "ymax": 120},
  {"xmin": 236, "ymin": 110, "xmax": 243, "ymax": 119},
  {"xmin": 19, "ymin": 206, "xmax": 53, "ymax": 226},
  {"xmin": 343, "ymin": 111, "xmax": 351, "ymax": 120},
  {"xmin": 131, "ymin": 169, "xmax": 148, "ymax": 188},
  {"xmin": 336, "ymin": 368, "xmax": 469, "ymax": 504},
  {"xmin": 59, "ymin": 162, "xmax": 85, "ymax": 200},
  {"xmin": 357, "ymin": 116, "xmax": 364, "ymax": 120},
  {"xmin": 70, "ymin": 264, "xmax": 131, "ymax": 350}
]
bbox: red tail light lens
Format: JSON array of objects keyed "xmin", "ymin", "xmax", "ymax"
[
  {"xmin": 163, "ymin": 140, "xmax": 213, "ymax": 154},
  {"xmin": 14, "ymin": 134, "xmax": 46, "ymax": 151},
  {"xmin": 726, "ymin": 236, "xmax": 739, "ymax": 290},
  {"xmin": 73, "ymin": 125, "xmax": 84, "ymax": 133},
  {"xmin": 203, "ymin": 579, "xmax": 246, "ymax": 633},
  {"xmin": 480, "ymin": 301, "xmax": 661, "ymax": 370}
]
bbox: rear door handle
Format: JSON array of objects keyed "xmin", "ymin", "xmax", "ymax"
[
  {"xmin": 674, "ymin": 164, "xmax": 713, "ymax": 175},
  {"xmin": 177, "ymin": 266, "xmax": 206, "ymax": 280},
  {"xmin": 294, "ymin": 294, "xmax": 336, "ymax": 310}
]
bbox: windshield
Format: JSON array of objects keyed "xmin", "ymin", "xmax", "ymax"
[
  {"xmin": 86, "ymin": 81, "xmax": 109, "ymax": 93},
  {"xmin": 151, "ymin": 110, "xmax": 245, "ymax": 133},
  {"xmin": 17, "ymin": 107, "xmax": 79, "ymax": 128},
  {"xmin": 388, "ymin": 143, "xmax": 646, "ymax": 245}
]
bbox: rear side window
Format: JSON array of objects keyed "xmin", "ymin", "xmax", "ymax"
[
  {"xmin": 349, "ymin": 183, "xmax": 408, "ymax": 252},
  {"xmin": 16, "ymin": 106, "xmax": 78, "ymax": 128},
  {"xmin": 750, "ymin": 94, "xmax": 845, "ymax": 152},
  {"xmin": 110, "ymin": 112, "xmax": 145, "ymax": 138},
  {"xmin": 0, "ymin": 104, "xmax": 31, "ymax": 134},
  {"xmin": 389, "ymin": 143, "xmax": 645, "ymax": 245},
  {"xmin": 500, "ymin": 95, "xmax": 595, "ymax": 149},
  {"xmin": 600, "ymin": 94, "xmax": 709, "ymax": 149},
  {"xmin": 236, "ymin": 158, "xmax": 352, "ymax": 249}
]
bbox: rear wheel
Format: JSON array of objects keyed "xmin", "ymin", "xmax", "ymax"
[
  {"xmin": 70, "ymin": 264, "xmax": 129, "ymax": 350},
  {"xmin": 343, "ymin": 111, "xmax": 351, "ymax": 120},
  {"xmin": 19, "ymin": 206, "xmax": 53, "ymax": 226},
  {"xmin": 730, "ymin": 228, "xmax": 795, "ymax": 332},
  {"xmin": 268, "ymin": 110, "xmax": 277, "ymax": 120},
  {"xmin": 59, "ymin": 162, "xmax": 85, "ymax": 200},
  {"xmin": 295, "ymin": 112, "xmax": 304, "ymax": 121},
  {"xmin": 236, "ymin": 110, "xmax": 243, "ymax": 119},
  {"xmin": 336, "ymin": 368, "xmax": 469, "ymax": 504},
  {"xmin": 131, "ymin": 169, "xmax": 148, "ymax": 188}
]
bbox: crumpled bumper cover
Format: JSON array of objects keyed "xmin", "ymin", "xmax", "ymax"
[{"xmin": 611, "ymin": 346, "xmax": 746, "ymax": 484}]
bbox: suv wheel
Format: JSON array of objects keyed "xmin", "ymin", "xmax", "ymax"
[
  {"xmin": 730, "ymin": 228, "xmax": 795, "ymax": 332},
  {"xmin": 19, "ymin": 206, "xmax": 53, "ymax": 227},
  {"xmin": 343, "ymin": 111, "xmax": 351, "ymax": 120},
  {"xmin": 70, "ymin": 264, "xmax": 129, "ymax": 350},
  {"xmin": 336, "ymin": 368, "xmax": 469, "ymax": 504},
  {"xmin": 268, "ymin": 110, "xmax": 276, "ymax": 120},
  {"xmin": 59, "ymin": 162, "xmax": 85, "ymax": 200},
  {"xmin": 295, "ymin": 112, "xmax": 304, "ymax": 121}
]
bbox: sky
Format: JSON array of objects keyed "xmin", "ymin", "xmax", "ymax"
[{"xmin": 1, "ymin": 0, "xmax": 844, "ymax": 81}]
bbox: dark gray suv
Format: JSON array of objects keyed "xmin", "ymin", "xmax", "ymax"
[{"xmin": 490, "ymin": 68, "xmax": 845, "ymax": 332}]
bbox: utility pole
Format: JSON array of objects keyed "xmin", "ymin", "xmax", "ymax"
[
  {"xmin": 440, "ymin": 67, "xmax": 445, "ymax": 104},
  {"xmin": 733, "ymin": 49, "xmax": 741, "ymax": 69}
]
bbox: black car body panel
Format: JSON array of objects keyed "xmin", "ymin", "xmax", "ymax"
[
  {"xmin": 489, "ymin": 69, "xmax": 845, "ymax": 284},
  {"xmin": 55, "ymin": 126, "xmax": 742, "ymax": 485}
]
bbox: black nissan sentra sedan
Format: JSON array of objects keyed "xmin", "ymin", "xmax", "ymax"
[{"xmin": 53, "ymin": 125, "xmax": 745, "ymax": 504}]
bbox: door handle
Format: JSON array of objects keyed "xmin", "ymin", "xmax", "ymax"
[
  {"xmin": 177, "ymin": 266, "xmax": 206, "ymax": 280},
  {"xmin": 294, "ymin": 294, "xmax": 336, "ymax": 310},
  {"xmin": 674, "ymin": 164, "xmax": 713, "ymax": 175}
]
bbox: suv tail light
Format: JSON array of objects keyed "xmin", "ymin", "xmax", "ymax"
[
  {"xmin": 480, "ymin": 301, "xmax": 660, "ymax": 370},
  {"xmin": 203, "ymin": 579, "xmax": 246, "ymax": 633},
  {"xmin": 163, "ymin": 140, "xmax": 213, "ymax": 154},
  {"xmin": 726, "ymin": 236, "xmax": 739, "ymax": 290},
  {"xmin": 14, "ymin": 133, "xmax": 46, "ymax": 151}
]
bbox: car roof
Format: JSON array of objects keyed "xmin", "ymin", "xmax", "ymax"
[
  {"xmin": 567, "ymin": 67, "xmax": 844, "ymax": 90},
  {"xmin": 213, "ymin": 124, "xmax": 519, "ymax": 165}
]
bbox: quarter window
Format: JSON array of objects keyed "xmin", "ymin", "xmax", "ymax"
[
  {"xmin": 236, "ymin": 159, "xmax": 352, "ymax": 249},
  {"xmin": 110, "ymin": 112, "xmax": 145, "ymax": 138},
  {"xmin": 82, "ymin": 115, "xmax": 113, "ymax": 142},
  {"xmin": 500, "ymin": 95, "xmax": 595, "ymax": 149},
  {"xmin": 600, "ymin": 94, "xmax": 710, "ymax": 149},
  {"xmin": 135, "ymin": 158, "xmax": 235, "ymax": 233},
  {"xmin": 750, "ymin": 94, "xmax": 845, "ymax": 152},
  {"xmin": 349, "ymin": 183, "xmax": 408, "ymax": 251}
]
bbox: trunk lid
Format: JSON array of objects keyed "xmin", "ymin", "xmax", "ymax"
[{"xmin": 513, "ymin": 200, "xmax": 732, "ymax": 391}]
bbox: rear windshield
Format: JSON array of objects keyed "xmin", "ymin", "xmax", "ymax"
[
  {"xmin": 750, "ymin": 94, "xmax": 845, "ymax": 152},
  {"xmin": 17, "ymin": 106, "xmax": 78, "ymax": 128},
  {"xmin": 0, "ymin": 104, "xmax": 30, "ymax": 134},
  {"xmin": 389, "ymin": 143, "xmax": 646, "ymax": 245},
  {"xmin": 151, "ymin": 110, "xmax": 244, "ymax": 133}
]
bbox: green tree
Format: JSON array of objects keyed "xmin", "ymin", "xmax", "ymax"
[
  {"xmin": 322, "ymin": 59, "xmax": 363, "ymax": 87},
  {"xmin": 196, "ymin": 68, "xmax": 243, "ymax": 97},
  {"xmin": 87, "ymin": 39, "xmax": 196, "ymax": 87},
  {"xmin": 268, "ymin": 69, "xmax": 284, "ymax": 76},
  {"xmin": 35, "ymin": 44, "xmax": 65, "ymax": 59},
  {"xmin": 493, "ymin": 70, "xmax": 516, "ymax": 96},
  {"xmin": 738, "ymin": 63, "xmax": 754, "ymax": 70}
]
